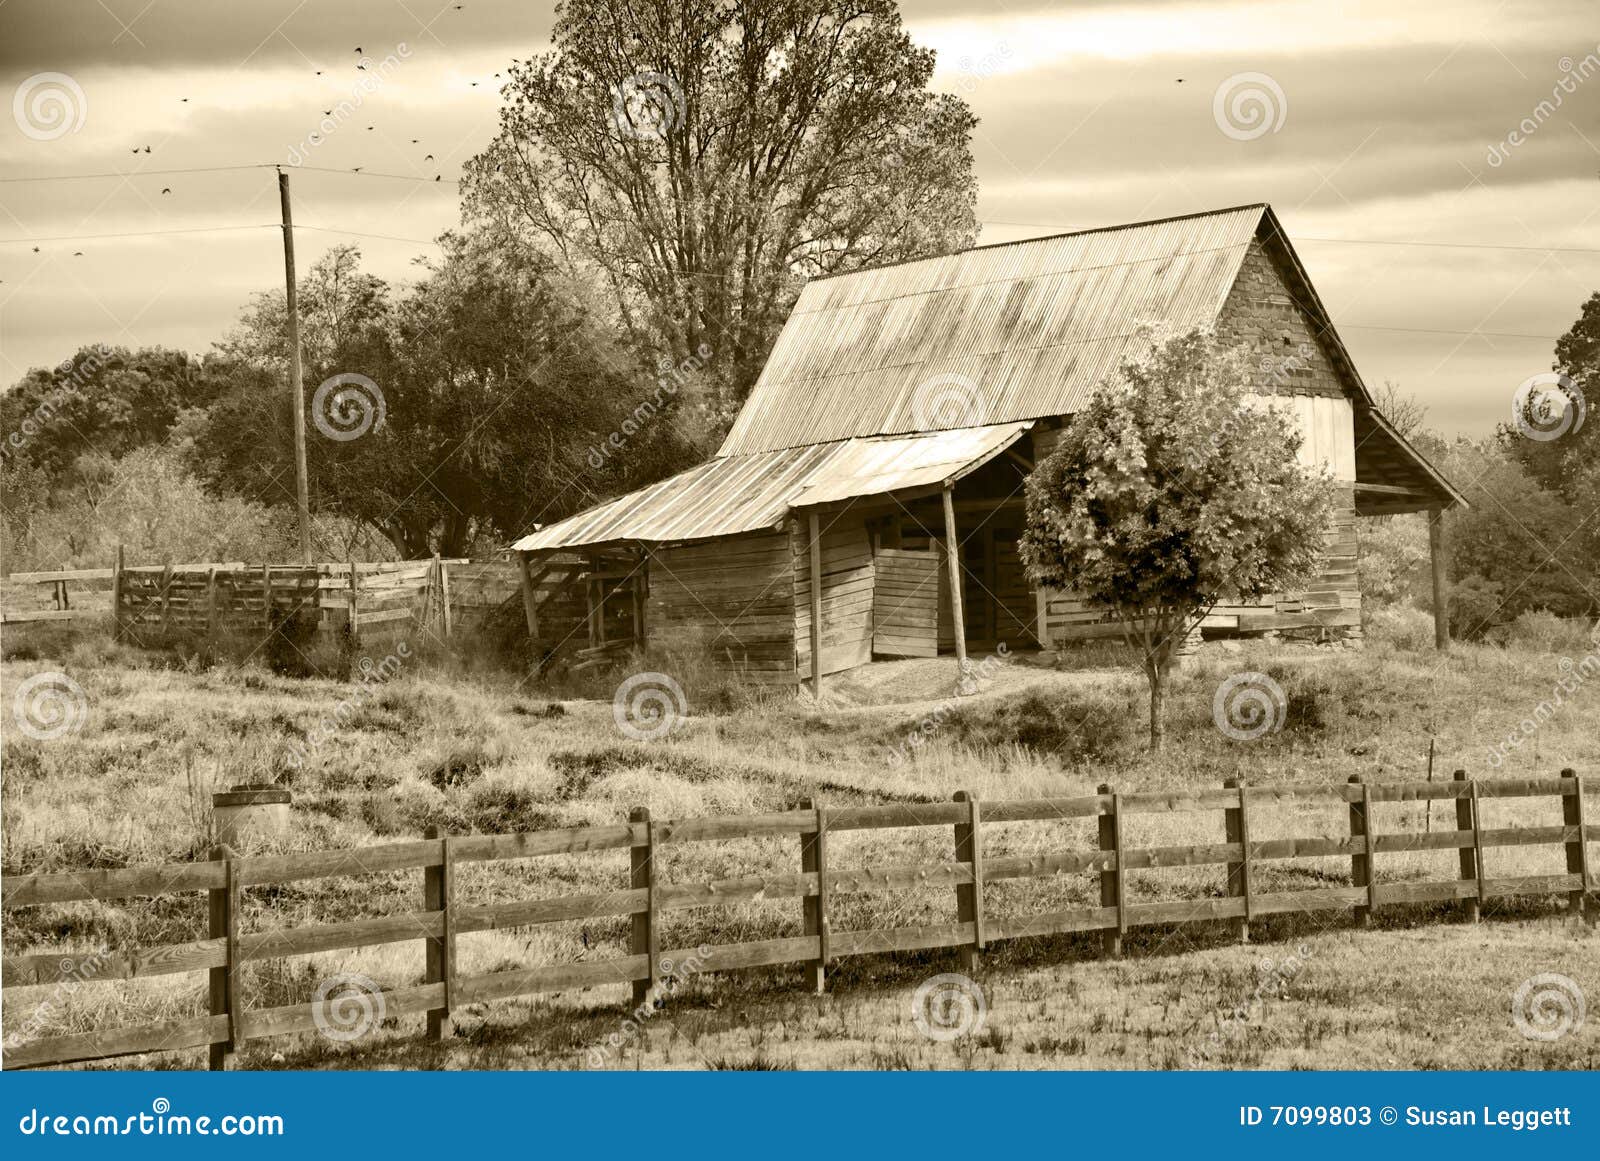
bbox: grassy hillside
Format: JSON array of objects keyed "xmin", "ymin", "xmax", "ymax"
[{"xmin": 2, "ymin": 621, "xmax": 1596, "ymax": 1069}]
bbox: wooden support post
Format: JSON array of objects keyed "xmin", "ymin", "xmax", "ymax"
[
  {"xmin": 111, "ymin": 544, "xmax": 125, "ymax": 642},
  {"xmin": 158, "ymin": 563, "xmax": 174, "ymax": 633},
  {"xmin": 439, "ymin": 555, "xmax": 452, "ymax": 638},
  {"xmin": 205, "ymin": 566, "xmax": 219, "ymax": 645},
  {"xmin": 423, "ymin": 825, "xmax": 453, "ymax": 1040},
  {"xmin": 629, "ymin": 807, "xmax": 655, "ymax": 1006},
  {"xmin": 261, "ymin": 565, "xmax": 272, "ymax": 636},
  {"xmin": 1347, "ymin": 774, "xmax": 1370, "ymax": 928},
  {"xmin": 1560, "ymin": 768, "xmax": 1588, "ymax": 915},
  {"xmin": 1362, "ymin": 782, "xmax": 1379, "ymax": 920},
  {"xmin": 630, "ymin": 555, "xmax": 645, "ymax": 645},
  {"xmin": 807, "ymin": 510, "xmax": 824, "ymax": 702},
  {"xmin": 1034, "ymin": 585, "xmax": 1049, "ymax": 649},
  {"xmin": 1567, "ymin": 770, "xmax": 1592, "ymax": 915},
  {"xmin": 207, "ymin": 844, "xmax": 235, "ymax": 1070},
  {"xmin": 1455, "ymin": 769, "xmax": 1479, "ymax": 923},
  {"xmin": 942, "ymin": 487, "xmax": 969, "ymax": 689},
  {"xmin": 953, "ymin": 791, "xmax": 984, "ymax": 970},
  {"xmin": 1470, "ymin": 779, "xmax": 1487, "ymax": 913},
  {"xmin": 518, "ymin": 552, "xmax": 541, "ymax": 639},
  {"xmin": 346, "ymin": 560, "xmax": 359, "ymax": 647},
  {"xmin": 800, "ymin": 798, "xmax": 829, "ymax": 993},
  {"xmin": 1428, "ymin": 506, "xmax": 1449, "ymax": 651},
  {"xmin": 1097, "ymin": 784, "xmax": 1121, "ymax": 957},
  {"xmin": 1223, "ymin": 779, "xmax": 1250, "ymax": 943}
]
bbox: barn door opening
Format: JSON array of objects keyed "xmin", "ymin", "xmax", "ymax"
[{"xmin": 872, "ymin": 547, "xmax": 939, "ymax": 658}]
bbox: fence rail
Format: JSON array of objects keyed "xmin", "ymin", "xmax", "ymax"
[{"xmin": 2, "ymin": 771, "xmax": 1593, "ymax": 1070}]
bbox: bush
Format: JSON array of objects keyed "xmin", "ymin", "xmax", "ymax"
[
  {"xmin": 1494, "ymin": 609, "xmax": 1597, "ymax": 655},
  {"xmin": 1365, "ymin": 603, "xmax": 1434, "ymax": 652}
]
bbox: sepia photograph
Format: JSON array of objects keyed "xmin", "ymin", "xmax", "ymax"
[{"xmin": 0, "ymin": 0, "xmax": 1595, "ymax": 1150}]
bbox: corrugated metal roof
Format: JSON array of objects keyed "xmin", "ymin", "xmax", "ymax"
[
  {"xmin": 719, "ymin": 204, "xmax": 1267, "ymax": 455},
  {"xmin": 513, "ymin": 422, "xmax": 1031, "ymax": 551}
]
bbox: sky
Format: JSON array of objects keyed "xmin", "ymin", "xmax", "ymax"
[{"xmin": 0, "ymin": 0, "xmax": 1596, "ymax": 438}]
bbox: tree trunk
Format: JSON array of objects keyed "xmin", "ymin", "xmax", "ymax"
[{"xmin": 1146, "ymin": 664, "xmax": 1165, "ymax": 751}]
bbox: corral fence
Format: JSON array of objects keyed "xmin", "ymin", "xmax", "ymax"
[
  {"xmin": 2, "ymin": 770, "xmax": 1593, "ymax": 1070},
  {"xmin": 0, "ymin": 551, "xmax": 594, "ymax": 652}
]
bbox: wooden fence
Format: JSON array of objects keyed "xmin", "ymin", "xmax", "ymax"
[{"xmin": 2, "ymin": 770, "xmax": 1593, "ymax": 1070}]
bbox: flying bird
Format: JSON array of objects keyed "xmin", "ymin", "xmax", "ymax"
[
  {"xmin": 353, "ymin": 167, "xmax": 364, "ymax": 172},
  {"xmin": 143, "ymin": 145, "xmax": 151, "ymax": 153},
  {"xmin": 354, "ymin": 46, "xmax": 363, "ymax": 53},
  {"xmin": 424, "ymin": 153, "xmax": 434, "ymax": 160},
  {"xmin": 324, "ymin": 109, "xmax": 332, "ymax": 115},
  {"xmin": 411, "ymin": 138, "xmax": 419, "ymax": 143},
  {"xmin": 73, "ymin": 251, "xmax": 83, "ymax": 257},
  {"xmin": 32, "ymin": 246, "xmax": 40, "ymax": 253},
  {"xmin": 181, "ymin": 97, "xmax": 189, "ymax": 102},
  {"xmin": 161, "ymin": 187, "xmax": 171, "ymax": 195},
  {"xmin": 434, "ymin": 174, "xmax": 441, "ymax": 181}
]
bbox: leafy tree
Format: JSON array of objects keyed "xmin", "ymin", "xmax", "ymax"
[
  {"xmin": 197, "ymin": 235, "xmax": 709, "ymax": 558},
  {"xmin": 462, "ymin": 0, "xmax": 979, "ymax": 414},
  {"xmin": 1020, "ymin": 327, "xmax": 1337, "ymax": 749},
  {"xmin": 1502, "ymin": 290, "xmax": 1597, "ymax": 499}
]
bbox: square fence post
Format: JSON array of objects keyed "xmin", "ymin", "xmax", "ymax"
[
  {"xmin": 800, "ymin": 798, "xmax": 830, "ymax": 993},
  {"xmin": 1223, "ymin": 779, "xmax": 1250, "ymax": 944},
  {"xmin": 630, "ymin": 807, "xmax": 655, "ymax": 1006},
  {"xmin": 1347, "ymin": 774, "xmax": 1370, "ymax": 928},
  {"xmin": 1560, "ymin": 768, "xmax": 1589, "ymax": 915},
  {"xmin": 952, "ymin": 791, "xmax": 985, "ymax": 970},
  {"xmin": 207, "ymin": 844, "xmax": 236, "ymax": 1071},
  {"xmin": 1454, "ymin": 770, "xmax": 1479, "ymax": 923},
  {"xmin": 423, "ymin": 825, "xmax": 454, "ymax": 1040},
  {"xmin": 1097, "ymin": 783, "xmax": 1121, "ymax": 957}
]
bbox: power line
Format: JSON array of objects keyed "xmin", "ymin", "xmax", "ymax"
[
  {"xmin": 297, "ymin": 224, "xmax": 443, "ymax": 246},
  {"xmin": 979, "ymin": 219, "xmax": 1600, "ymax": 255},
  {"xmin": 0, "ymin": 164, "xmax": 279, "ymax": 184},
  {"xmin": 0, "ymin": 224, "xmax": 277, "ymax": 244},
  {"xmin": 1339, "ymin": 324, "xmax": 1556, "ymax": 340}
]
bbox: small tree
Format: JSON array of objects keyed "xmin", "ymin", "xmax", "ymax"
[{"xmin": 1020, "ymin": 326, "xmax": 1336, "ymax": 749}]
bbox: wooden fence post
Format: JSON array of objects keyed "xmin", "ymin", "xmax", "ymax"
[
  {"xmin": 1470, "ymin": 779, "xmax": 1487, "ymax": 914},
  {"xmin": 800, "ymin": 798, "xmax": 829, "ymax": 993},
  {"xmin": 1097, "ymin": 783, "xmax": 1121, "ymax": 957},
  {"xmin": 111, "ymin": 543, "xmax": 125, "ymax": 641},
  {"xmin": 629, "ymin": 807, "xmax": 655, "ymax": 1006},
  {"xmin": 952, "ymin": 791, "xmax": 984, "ymax": 970},
  {"xmin": 1362, "ymin": 781, "xmax": 1379, "ymax": 920},
  {"xmin": 1223, "ymin": 779, "xmax": 1250, "ymax": 944},
  {"xmin": 158, "ymin": 563, "xmax": 174, "ymax": 634},
  {"xmin": 1455, "ymin": 769, "xmax": 1479, "ymax": 923},
  {"xmin": 438, "ymin": 556, "xmax": 452, "ymax": 639},
  {"xmin": 261, "ymin": 565, "xmax": 272, "ymax": 637},
  {"xmin": 347, "ymin": 561, "xmax": 359, "ymax": 647},
  {"xmin": 423, "ymin": 825, "xmax": 453, "ymax": 1040},
  {"xmin": 207, "ymin": 844, "xmax": 235, "ymax": 1070},
  {"xmin": 1560, "ymin": 768, "xmax": 1588, "ymax": 915},
  {"xmin": 205, "ymin": 567, "xmax": 219, "ymax": 646},
  {"xmin": 1347, "ymin": 774, "xmax": 1370, "ymax": 928}
]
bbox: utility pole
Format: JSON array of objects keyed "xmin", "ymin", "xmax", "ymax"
[{"xmin": 278, "ymin": 168, "xmax": 312, "ymax": 564}]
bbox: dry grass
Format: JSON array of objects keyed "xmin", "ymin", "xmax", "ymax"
[{"xmin": 2, "ymin": 622, "xmax": 1597, "ymax": 1070}]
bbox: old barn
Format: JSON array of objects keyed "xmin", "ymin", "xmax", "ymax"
[{"xmin": 512, "ymin": 204, "xmax": 1464, "ymax": 689}]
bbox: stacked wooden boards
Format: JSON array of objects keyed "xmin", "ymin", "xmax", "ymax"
[{"xmin": 647, "ymin": 533, "xmax": 796, "ymax": 682}]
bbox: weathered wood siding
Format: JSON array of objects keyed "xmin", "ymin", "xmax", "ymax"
[
  {"xmin": 647, "ymin": 533, "xmax": 795, "ymax": 682},
  {"xmin": 872, "ymin": 548, "xmax": 939, "ymax": 657},
  {"xmin": 793, "ymin": 517, "xmax": 875, "ymax": 676}
]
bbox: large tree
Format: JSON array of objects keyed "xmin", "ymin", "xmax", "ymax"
[
  {"xmin": 1502, "ymin": 290, "xmax": 1597, "ymax": 499},
  {"xmin": 462, "ymin": 0, "xmax": 979, "ymax": 415},
  {"xmin": 197, "ymin": 236, "xmax": 706, "ymax": 558},
  {"xmin": 1020, "ymin": 327, "xmax": 1337, "ymax": 749}
]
